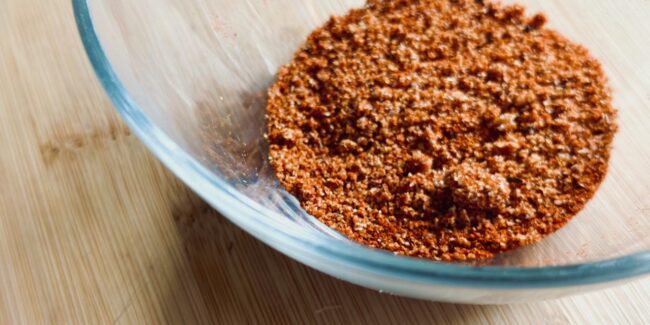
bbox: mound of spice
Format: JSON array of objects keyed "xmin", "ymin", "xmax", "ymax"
[{"xmin": 266, "ymin": 0, "xmax": 617, "ymax": 261}]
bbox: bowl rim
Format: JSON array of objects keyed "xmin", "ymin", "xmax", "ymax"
[{"xmin": 73, "ymin": 0, "xmax": 650, "ymax": 289}]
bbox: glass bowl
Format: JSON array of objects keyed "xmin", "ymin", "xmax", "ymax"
[{"xmin": 74, "ymin": 0, "xmax": 650, "ymax": 303}]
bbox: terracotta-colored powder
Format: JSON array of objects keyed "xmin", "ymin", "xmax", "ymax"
[{"xmin": 266, "ymin": 0, "xmax": 617, "ymax": 261}]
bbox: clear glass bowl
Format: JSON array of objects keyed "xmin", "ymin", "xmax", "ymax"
[{"xmin": 74, "ymin": 0, "xmax": 650, "ymax": 303}]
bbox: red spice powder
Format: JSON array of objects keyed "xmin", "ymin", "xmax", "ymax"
[{"xmin": 266, "ymin": 0, "xmax": 617, "ymax": 261}]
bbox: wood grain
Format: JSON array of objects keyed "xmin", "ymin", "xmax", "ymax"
[{"xmin": 1, "ymin": 0, "xmax": 649, "ymax": 324}]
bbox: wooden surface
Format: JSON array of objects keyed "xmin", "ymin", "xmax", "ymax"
[{"xmin": 1, "ymin": 0, "xmax": 650, "ymax": 324}]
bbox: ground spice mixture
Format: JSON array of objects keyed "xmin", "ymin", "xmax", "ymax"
[{"xmin": 266, "ymin": 0, "xmax": 617, "ymax": 261}]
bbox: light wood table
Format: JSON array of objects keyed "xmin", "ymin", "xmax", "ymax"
[{"xmin": 1, "ymin": 0, "xmax": 649, "ymax": 324}]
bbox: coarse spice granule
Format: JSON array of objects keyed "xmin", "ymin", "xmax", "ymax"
[{"xmin": 266, "ymin": 0, "xmax": 618, "ymax": 261}]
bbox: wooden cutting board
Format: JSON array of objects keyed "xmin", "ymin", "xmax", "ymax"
[{"xmin": 1, "ymin": 0, "xmax": 649, "ymax": 323}]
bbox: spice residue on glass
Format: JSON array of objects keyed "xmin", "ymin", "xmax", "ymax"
[{"xmin": 266, "ymin": 0, "xmax": 617, "ymax": 261}]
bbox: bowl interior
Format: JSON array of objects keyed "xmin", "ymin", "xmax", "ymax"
[{"xmin": 86, "ymin": 0, "xmax": 650, "ymax": 268}]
